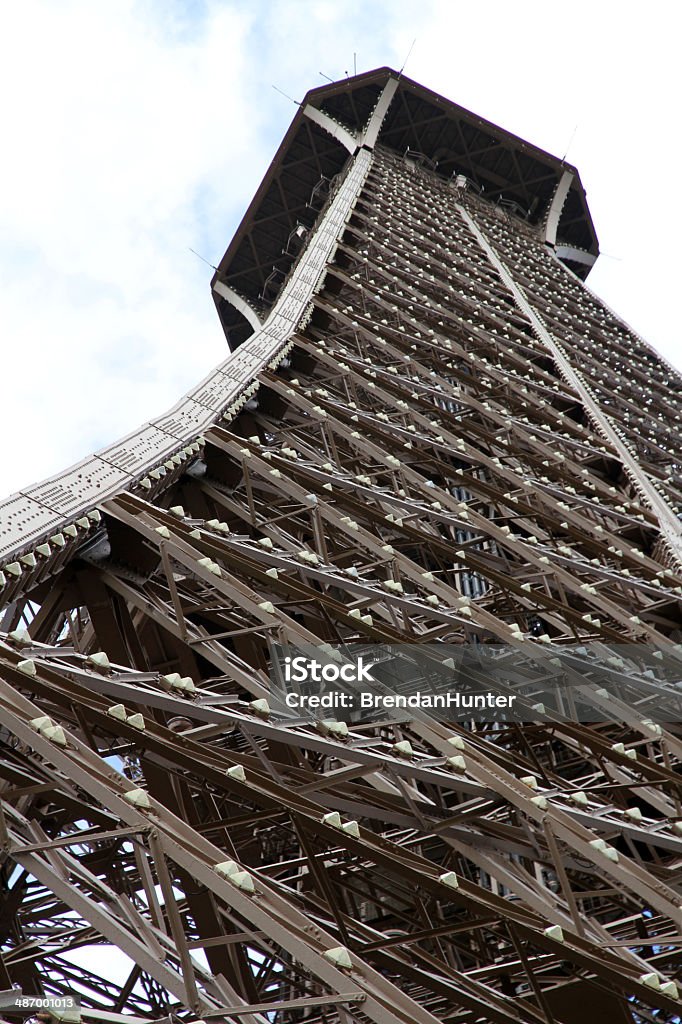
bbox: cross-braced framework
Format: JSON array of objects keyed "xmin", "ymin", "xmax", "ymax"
[{"xmin": 1, "ymin": 69, "xmax": 682, "ymax": 1024}]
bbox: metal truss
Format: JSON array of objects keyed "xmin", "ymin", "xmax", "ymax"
[{"xmin": 2, "ymin": 77, "xmax": 682, "ymax": 1024}]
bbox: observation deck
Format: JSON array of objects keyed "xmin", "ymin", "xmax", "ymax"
[{"xmin": 212, "ymin": 66, "xmax": 599, "ymax": 348}]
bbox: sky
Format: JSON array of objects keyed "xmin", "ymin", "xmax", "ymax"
[{"xmin": 0, "ymin": 0, "xmax": 679, "ymax": 498}]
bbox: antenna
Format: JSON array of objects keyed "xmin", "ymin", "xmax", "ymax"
[
  {"xmin": 399, "ymin": 38, "xmax": 416, "ymax": 76},
  {"xmin": 272, "ymin": 84, "xmax": 300, "ymax": 106},
  {"xmin": 562, "ymin": 123, "xmax": 578, "ymax": 162},
  {"xmin": 188, "ymin": 248, "xmax": 217, "ymax": 271},
  {"xmin": 319, "ymin": 71, "xmax": 334, "ymax": 83},
  {"xmin": 354, "ymin": 52, "xmax": 357, "ymax": 76}
]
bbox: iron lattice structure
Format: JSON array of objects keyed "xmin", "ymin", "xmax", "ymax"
[{"xmin": 2, "ymin": 68, "xmax": 682, "ymax": 1024}]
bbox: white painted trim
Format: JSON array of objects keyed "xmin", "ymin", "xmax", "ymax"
[
  {"xmin": 545, "ymin": 169, "xmax": 574, "ymax": 246},
  {"xmin": 360, "ymin": 76, "xmax": 399, "ymax": 150},
  {"xmin": 213, "ymin": 280, "xmax": 263, "ymax": 334},
  {"xmin": 303, "ymin": 104, "xmax": 358, "ymax": 153}
]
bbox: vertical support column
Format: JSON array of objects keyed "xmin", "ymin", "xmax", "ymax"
[
  {"xmin": 458, "ymin": 202, "xmax": 682, "ymax": 570},
  {"xmin": 360, "ymin": 75, "xmax": 400, "ymax": 150}
]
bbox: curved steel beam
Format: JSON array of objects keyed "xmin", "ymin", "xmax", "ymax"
[
  {"xmin": 0, "ymin": 150, "xmax": 373, "ymax": 572},
  {"xmin": 212, "ymin": 279, "xmax": 263, "ymax": 334},
  {"xmin": 544, "ymin": 169, "xmax": 574, "ymax": 246},
  {"xmin": 302, "ymin": 104, "xmax": 358, "ymax": 153}
]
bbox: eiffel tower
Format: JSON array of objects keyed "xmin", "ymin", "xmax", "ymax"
[{"xmin": 1, "ymin": 67, "xmax": 682, "ymax": 1024}]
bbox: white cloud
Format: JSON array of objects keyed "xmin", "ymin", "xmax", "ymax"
[
  {"xmin": 0, "ymin": 0, "xmax": 263, "ymax": 489},
  {"xmin": 0, "ymin": 0, "xmax": 678, "ymax": 498}
]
